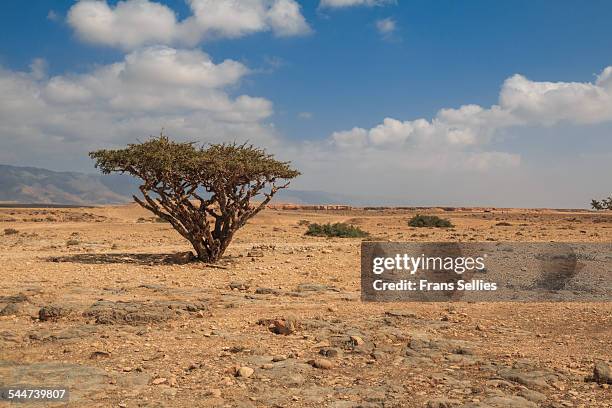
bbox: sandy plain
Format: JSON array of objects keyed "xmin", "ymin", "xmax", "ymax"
[{"xmin": 0, "ymin": 204, "xmax": 610, "ymax": 407}]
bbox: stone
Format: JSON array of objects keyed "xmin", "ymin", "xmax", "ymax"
[
  {"xmin": 268, "ymin": 318, "xmax": 298, "ymax": 335},
  {"xmin": 272, "ymin": 355, "xmax": 287, "ymax": 362},
  {"xmin": 207, "ymin": 389, "xmax": 222, "ymax": 398},
  {"xmin": 39, "ymin": 305, "xmax": 70, "ymax": 321},
  {"xmin": 350, "ymin": 335, "xmax": 365, "ymax": 346},
  {"xmin": 498, "ymin": 368, "xmax": 555, "ymax": 389},
  {"xmin": 309, "ymin": 358, "xmax": 333, "ymax": 369},
  {"xmin": 89, "ymin": 351, "xmax": 111, "ymax": 359},
  {"xmin": 254, "ymin": 287, "xmax": 279, "ymax": 295},
  {"xmin": 83, "ymin": 300, "xmax": 206, "ymax": 325},
  {"xmin": 229, "ymin": 281, "xmax": 250, "ymax": 291},
  {"xmin": 426, "ymin": 398, "xmax": 461, "ymax": 408},
  {"xmin": 151, "ymin": 377, "xmax": 168, "ymax": 385},
  {"xmin": 237, "ymin": 366, "xmax": 254, "ymax": 378},
  {"xmin": 518, "ymin": 389, "xmax": 547, "ymax": 403},
  {"xmin": 385, "ymin": 310, "xmax": 417, "ymax": 318},
  {"xmin": 593, "ymin": 361, "xmax": 612, "ymax": 384},
  {"xmin": 0, "ymin": 302, "xmax": 25, "ymax": 316},
  {"xmin": 0, "ymin": 293, "xmax": 29, "ymax": 303},
  {"xmin": 319, "ymin": 348, "xmax": 340, "ymax": 358},
  {"xmin": 480, "ymin": 395, "xmax": 537, "ymax": 408},
  {"xmin": 296, "ymin": 283, "xmax": 337, "ymax": 292}
]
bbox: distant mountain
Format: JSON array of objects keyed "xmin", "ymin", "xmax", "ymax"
[
  {"xmin": 0, "ymin": 164, "xmax": 132, "ymax": 205},
  {"xmin": 0, "ymin": 164, "xmax": 352, "ymax": 206}
]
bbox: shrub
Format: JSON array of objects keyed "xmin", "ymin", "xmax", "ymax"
[
  {"xmin": 66, "ymin": 239, "xmax": 80, "ymax": 246},
  {"xmin": 591, "ymin": 196, "xmax": 612, "ymax": 210},
  {"xmin": 3, "ymin": 228, "xmax": 19, "ymax": 235},
  {"xmin": 305, "ymin": 222, "xmax": 369, "ymax": 238},
  {"xmin": 408, "ymin": 214, "xmax": 454, "ymax": 228},
  {"xmin": 90, "ymin": 135, "xmax": 299, "ymax": 262},
  {"xmin": 495, "ymin": 222, "xmax": 512, "ymax": 227}
]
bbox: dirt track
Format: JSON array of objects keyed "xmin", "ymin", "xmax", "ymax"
[{"xmin": 0, "ymin": 205, "xmax": 610, "ymax": 407}]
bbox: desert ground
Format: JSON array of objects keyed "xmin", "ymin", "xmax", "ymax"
[{"xmin": 0, "ymin": 204, "xmax": 610, "ymax": 408}]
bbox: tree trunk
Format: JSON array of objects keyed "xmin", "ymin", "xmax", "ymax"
[{"xmin": 191, "ymin": 240, "xmax": 212, "ymax": 263}]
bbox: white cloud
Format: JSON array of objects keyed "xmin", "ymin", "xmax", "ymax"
[
  {"xmin": 298, "ymin": 111, "xmax": 313, "ymax": 119},
  {"xmin": 375, "ymin": 17, "xmax": 396, "ymax": 37},
  {"xmin": 330, "ymin": 66, "xmax": 612, "ymax": 153},
  {"xmin": 499, "ymin": 73, "xmax": 612, "ymax": 125},
  {"xmin": 290, "ymin": 65, "xmax": 612, "ymax": 201},
  {"xmin": 67, "ymin": 0, "xmax": 180, "ymax": 50},
  {"xmin": 67, "ymin": 0, "xmax": 311, "ymax": 50},
  {"xmin": 319, "ymin": 0, "xmax": 393, "ymax": 8},
  {"xmin": 0, "ymin": 47, "xmax": 278, "ymax": 167},
  {"xmin": 47, "ymin": 10, "xmax": 60, "ymax": 22},
  {"xmin": 266, "ymin": 0, "xmax": 312, "ymax": 37}
]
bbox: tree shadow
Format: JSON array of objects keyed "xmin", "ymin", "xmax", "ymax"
[{"xmin": 46, "ymin": 252, "xmax": 190, "ymax": 265}]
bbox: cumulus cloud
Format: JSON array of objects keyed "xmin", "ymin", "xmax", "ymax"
[
  {"xmin": 319, "ymin": 0, "xmax": 393, "ymax": 8},
  {"xmin": 375, "ymin": 17, "xmax": 396, "ymax": 38},
  {"xmin": 330, "ymin": 66, "xmax": 612, "ymax": 152},
  {"xmin": 286, "ymin": 65, "xmax": 612, "ymax": 201},
  {"xmin": 0, "ymin": 47, "xmax": 277, "ymax": 167},
  {"xmin": 67, "ymin": 0, "xmax": 311, "ymax": 50}
]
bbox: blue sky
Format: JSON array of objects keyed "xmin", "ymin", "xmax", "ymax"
[{"xmin": 1, "ymin": 0, "xmax": 611, "ymax": 207}]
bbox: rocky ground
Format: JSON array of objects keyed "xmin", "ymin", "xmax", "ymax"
[{"xmin": 0, "ymin": 204, "xmax": 610, "ymax": 407}]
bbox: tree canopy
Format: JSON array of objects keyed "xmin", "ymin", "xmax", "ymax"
[{"xmin": 90, "ymin": 135, "xmax": 299, "ymax": 262}]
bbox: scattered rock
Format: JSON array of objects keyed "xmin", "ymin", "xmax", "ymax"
[
  {"xmin": 350, "ymin": 335, "xmax": 365, "ymax": 346},
  {"xmin": 426, "ymin": 398, "xmax": 461, "ymax": 408},
  {"xmin": 236, "ymin": 366, "xmax": 254, "ymax": 378},
  {"xmin": 319, "ymin": 348, "xmax": 340, "ymax": 358},
  {"xmin": 263, "ymin": 318, "xmax": 299, "ymax": 335},
  {"xmin": 518, "ymin": 389, "xmax": 547, "ymax": 403},
  {"xmin": 593, "ymin": 361, "xmax": 612, "ymax": 384},
  {"xmin": 385, "ymin": 310, "xmax": 417, "ymax": 318},
  {"xmin": 309, "ymin": 358, "xmax": 333, "ymax": 369},
  {"xmin": 0, "ymin": 330, "xmax": 20, "ymax": 342},
  {"xmin": 296, "ymin": 283, "xmax": 338, "ymax": 293},
  {"xmin": 151, "ymin": 377, "xmax": 167, "ymax": 385},
  {"xmin": 0, "ymin": 293, "xmax": 29, "ymax": 303},
  {"xmin": 83, "ymin": 300, "xmax": 206, "ymax": 325},
  {"xmin": 254, "ymin": 287, "xmax": 279, "ymax": 295},
  {"xmin": 89, "ymin": 351, "xmax": 111, "ymax": 359},
  {"xmin": 479, "ymin": 395, "xmax": 537, "ymax": 408},
  {"xmin": 229, "ymin": 281, "xmax": 250, "ymax": 291},
  {"xmin": 272, "ymin": 355, "xmax": 287, "ymax": 362},
  {"xmin": 0, "ymin": 302, "xmax": 24, "ymax": 316},
  {"xmin": 498, "ymin": 367, "xmax": 557, "ymax": 389},
  {"xmin": 39, "ymin": 305, "xmax": 70, "ymax": 321}
]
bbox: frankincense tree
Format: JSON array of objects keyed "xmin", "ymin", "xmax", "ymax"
[
  {"xmin": 90, "ymin": 135, "xmax": 299, "ymax": 262},
  {"xmin": 591, "ymin": 195, "xmax": 612, "ymax": 211}
]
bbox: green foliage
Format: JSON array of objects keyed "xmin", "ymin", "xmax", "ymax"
[
  {"xmin": 408, "ymin": 214, "xmax": 454, "ymax": 228},
  {"xmin": 3, "ymin": 228, "xmax": 19, "ymax": 235},
  {"xmin": 305, "ymin": 222, "xmax": 369, "ymax": 238},
  {"xmin": 591, "ymin": 196, "xmax": 612, "ymax": 210},
  {"xmin": 89, "ymin": 136, "xmax": 299, "ymax": 185},
  {"xmin": 89, "ymin": 135, "xmax": 299, "ymax": 262}
]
